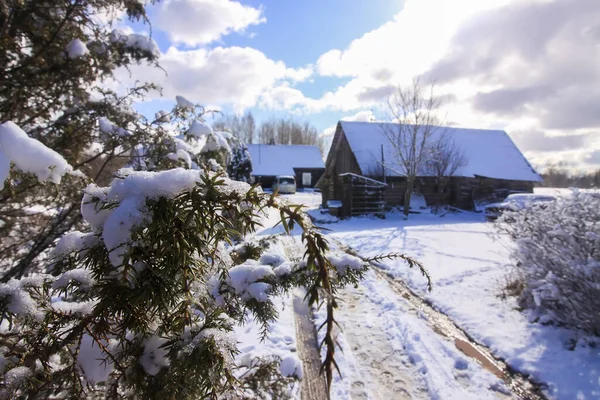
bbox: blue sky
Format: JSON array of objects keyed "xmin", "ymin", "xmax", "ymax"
[
  {"xmin": 130, "ymin": 0, "xmax": 404, "ymax": 132},
  {"xmin": 117, "ymin": 0, "xmax": 600, "ymax": 170}
]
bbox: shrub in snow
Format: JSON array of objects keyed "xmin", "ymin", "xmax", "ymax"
[
  {"xmin": 225, "ymin": 355, "xmax": 298, "ymax": 400},
  {"xmin": 0, "ymin": 0, "xmax": 162, "ymax": 280},
  {"xmin": 496, "ymin": 191, "xmax": 600, "ymax": 336},
  {"xmin": 0, "ymin": 165, "xmax": 422, "ymax": 398},
  {"xmin": 227, "ymin": 134, "xmax": 253, "ymax": 183}
]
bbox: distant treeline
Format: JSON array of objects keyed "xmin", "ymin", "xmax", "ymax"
[
  {"xmin": 538, "ymin": 164, "xmax": 600, "ymax": 188},
  {"xmin": 212, "ymin": 112, "xmax": 325, "ymax": 154}
]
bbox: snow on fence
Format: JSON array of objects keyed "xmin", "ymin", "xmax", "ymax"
[{"xmin": 339, "ymin": 173, "xmax": 386, "ymax": 217}]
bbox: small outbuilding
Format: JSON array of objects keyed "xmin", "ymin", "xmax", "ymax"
[
  {"xmin": 318, "ymin": 121, "xmax": 542, "ymax": 218},
  {"xmin": 247, "ymin": 144, "xmax": 325, "ymax": 189}
]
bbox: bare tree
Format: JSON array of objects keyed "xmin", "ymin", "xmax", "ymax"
[
  {"xmin": 426, "ymin": 131, "xmax": 467, "ymax": 212},
  {"xmin": 213, "ymin": 111, "xmax": 256, "ymax": 143},
  {"xmin": 381, "ymin": 77, "xmax": 443, "ymax": 217}
]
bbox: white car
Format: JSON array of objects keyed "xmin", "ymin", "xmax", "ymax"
[
  {"xmin": 484, "ymin": 193, "xmax": 556, "ymax": 221},
  {"xmin": 272, "ymin": 175, "xmax": 297, "ymax": 194}
]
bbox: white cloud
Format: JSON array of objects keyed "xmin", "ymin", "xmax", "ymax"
[
  {"xmin": 285, "ymin": 65, "xmax": 314, "ymax": 82},
  {"xmin": 260, "ymin": 85, "xmax": 308, "ymax": 110},
  {"xmin": 305, "ymin": 0, "xmax": 600, "ymax": 169},
  {"xmin": 111, "ymin": 45, "xmax": 314, "ymax": 113},
  {"xmin": 155, "ymin": 0, "xmax": 265, "ymax": 46},
  {"xmin": 316, "ymin": 0, "xmax": 510, "ymax": 81}
]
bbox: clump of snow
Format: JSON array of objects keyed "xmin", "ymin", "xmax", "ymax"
[
  {"xmin": 210, "ymin": 260, "xmax": 277, "ymax": 304},
  {"xmin": 52, "ymin": 268, "xmax": 95, "ymax": 290},
  {"xmin": 173, "ymin": 136, "xmax": 198, "ymax": 154},
  {"xmin": 80, "ymin": 168, "xmax": 205, "ymax": 267},
  {"xmin": 110, "ymin": 29, "xmax": 160, "ymax": 58},
  {"xmin": 140, "ymin": 336, "xmax": 170, "ymax": 375},
  {"xmin": 328, "ymin": 253, "xmax": 365, "ymax": 275},
  {"xmin": 188, "ymin": 120, "xmax": 212, "ymax": 137},
  {"xmin": 0, "ymin": 121, "xmax": 74, "ymax": 184},
  {"xmin": 51, "ymin": 231, "xmax": 99, "ymax": 259},
  {"xmin": 98, "ymin": 117, "xmax": 129, "ymax": 137},
  {"xmin": 259, "ymin": 252, "xmax": 286, "ymax": 268},
  {"xmin": 102, "ymin": 196, "xmax": 149, "ymax": 267},
  {"xmin": 52, "ymin": 300, "xmax": 95, "ymax": 315},
  {"xmin": 201, "ymin": 132, "xmax": 231, "ymax": 154},
  {"xmin": 279, "ymin": 354, "xmax": 303, "ymax": 379},
  {"xmin": 0, "ymin": 278, "xmax": 45, "ymax": 319},
  {"xmin": 83, "ymin": 142, "xmax": 103, "ymax": 158},
  {"xmin": 167, "ymin": 149, "xmax": 192, "ymax": 168},
  {"xmin": 155, "ymin": 110, "xmax": 170, "ymax": 123},
  {"xmin": 3, "ymin": 366, "xmax": 32, "ymax": 387},
  {"xmin": 175, "ymin": 95, "xmax": 195, "ymax": 111},
  {"xmin": 81, "ymin": 185, "xmax": 110, "ymax": 231},
  {"xmin": 273, "ymin": 261, "xmax": 293, "ymax": 277},
  {"xmin": 227, "ymin": 261, "xmax": 275, "ymax": 303},
  {"xmin": 66, "ymin": 39, "xmax": 89, "ymax": 59},
  {"xmin": 125, "ymin": 33, "xmax": 160, "ymax": 58},
  {"xmin": 108, "ymin": 168, "xmax": 204, "ymax": 200},
  {"xmin": 207, "ymin": 158, "xmax": 220, "ymax": 171}
]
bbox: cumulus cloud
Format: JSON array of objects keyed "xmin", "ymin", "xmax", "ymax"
[
  {"xmin": 429, "ymin": 0, "xmax": 600, "ymax": 134},
  {"xmin": 305, "ymin": 0, "xmax": 600, "ymax": 168},
  {"xmin": 155, "ymin": 0, "xmax": 265, "ymax": 46},
  {"xmin": 111, "ymin": 45, "xmax": 302, "ymax": 112},
  {"xmin": 260, "ymin": 85, "xmax": 309, "ymax": 110}
]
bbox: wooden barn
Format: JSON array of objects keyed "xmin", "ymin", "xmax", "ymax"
[
  {"xmin": 247, "ymin": 144, "xmax": 325, "ymax": 189},
  {"xmin": 317, "ymin": 121, "xmax": 542, "ymax": 218}
]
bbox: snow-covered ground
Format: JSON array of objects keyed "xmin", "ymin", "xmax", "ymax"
[
  {"xmin": 313, "ymin": 269, "xmax": 508, "ymax": 400},
  {"xmin": 244, "ymin": 190, "xmax": 600, "ymax": 399},
  {"xmin": 325, "ymin": 209, "xmax": 600, "ymax": 399}
]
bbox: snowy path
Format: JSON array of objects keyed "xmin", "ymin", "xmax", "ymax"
[
  {"xmin": 316, "ymin": 269, "xmax": 511, "ymax": 400},
  {"xmin": 333, "ymin": 283, "xmax": 428, "ymax": 400}
]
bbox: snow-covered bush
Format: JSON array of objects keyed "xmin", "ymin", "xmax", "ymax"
[
  {"xmin": 226, "ymin": 134, "xmax": 253, "ymax": 183},
  {"xmin": 0, "ymin": 0, "xmax": 162, "ymax": 279},
  {"xmin": 0, "ymin": 162, "xmax": 398, "ymax": 398},
  {"xmin": 496, "ymin": 191, "xmax": 600, "ymax": 335}
]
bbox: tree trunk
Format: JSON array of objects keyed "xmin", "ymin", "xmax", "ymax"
[{"xmin": 403, "ymin": 177, "xmax": 415, "ymax": 217}]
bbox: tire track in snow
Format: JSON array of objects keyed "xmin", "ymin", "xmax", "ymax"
[
  {"xmin": 330, "ymin": 273, "xmax": 514, "ymax": 400},
  {"xmin": 332, "ymin": 238, "xmax": 547, "ymax": 400},
  {"xmin": 333, "ymin": 283, "xmax": 429, "ymax": 399}
]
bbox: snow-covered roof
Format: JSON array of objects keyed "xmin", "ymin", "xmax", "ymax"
[
  {"xmin": 247, "ymin": 144, "xmax": 324, "ymax": 176},
  {"xmin": 339, "ymin": 121, "xmax": 542, "ymax": 182}
]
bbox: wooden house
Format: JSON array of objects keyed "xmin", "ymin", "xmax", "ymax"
[
  {"xmin": 247, "ymin": 144, "xmax": 325, "ymax": 189},
  {"xmin": 317, "ymin": 121, "xmax": 542, "ymax": 218}
]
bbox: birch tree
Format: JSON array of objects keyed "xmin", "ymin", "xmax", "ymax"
[{"xmin": 381, "ymin": 77, "xmax": 442, "ymax": 217}]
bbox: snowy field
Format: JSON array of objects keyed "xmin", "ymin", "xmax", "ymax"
[
  {"xmin": 324, "ymin": 207, "xmax": 600, "ymax": 399},
  {"xmin": 243, "ymin": 191, "xmax": 599, "ymax": 399}
]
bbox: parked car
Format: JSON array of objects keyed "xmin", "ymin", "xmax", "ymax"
[
  {"xmin": 272, "ymin": 175, "xmax": 297, "ymax": 194},
  {"xmin": 484, "ymin": 193, "xmax": 556, "ymax": 221}
]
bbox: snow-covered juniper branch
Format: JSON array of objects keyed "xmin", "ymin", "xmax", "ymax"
[{"xmin": 0, "ymin": 166, "xmax": 421, "ymax": 399}]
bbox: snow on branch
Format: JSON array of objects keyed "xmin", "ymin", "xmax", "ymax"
[{"xmin": 0, "ymin": 121, "xmax": 76, "ymax": 185}]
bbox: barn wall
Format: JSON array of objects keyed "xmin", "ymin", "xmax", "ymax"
[
  {"xmin": 455, "ymin": 177, "xmax": 534, "ymax": 209},
  {"xmin": 374, "ymin": 176, "xmax": 535, "ymax": 210},
  {"xmin": 320, "ymin": 126, "xmax": 362, "ymax": 210},
  {"xmin": 293, "ymin": 168, "xmax": 325, "ymax": 189}
]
